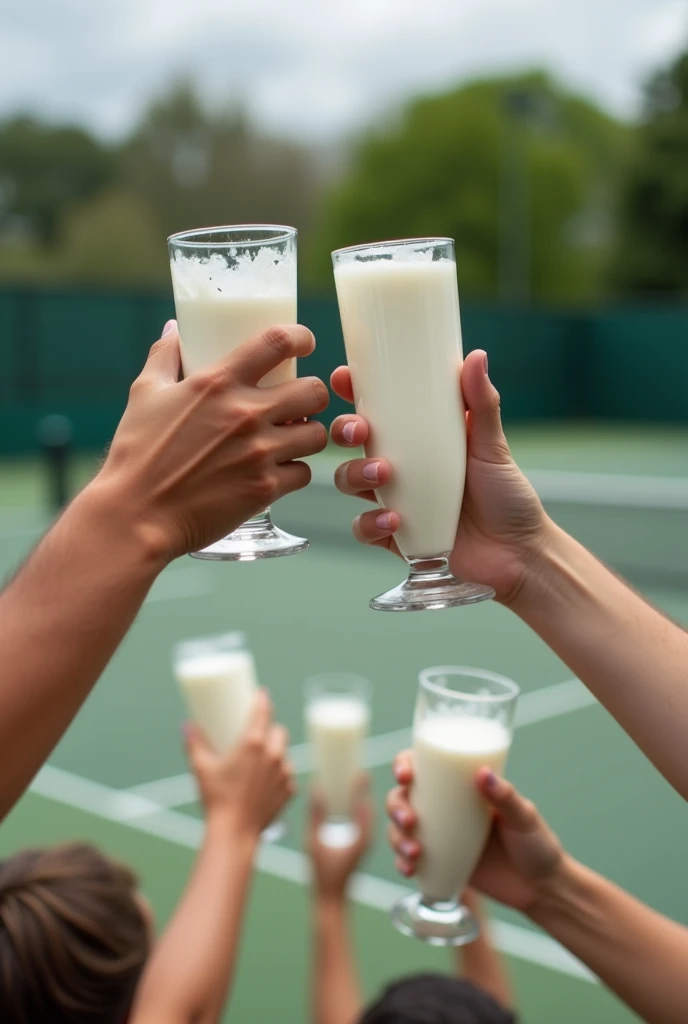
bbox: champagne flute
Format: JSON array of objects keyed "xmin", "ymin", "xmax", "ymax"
[
  {"xmin": 169, "ymin": 224, "xmax": 308, "ymax": 561},
  {"xmin": 173, "ymin": 631, "xmax": 285, "ymax": 842},
  {"xmin": 391, "ymin": 666, "xmax": 519, "ymax": 945},
  {"xmin": 332, "ymin": 237, "xmax": 494, "ymax": 611},
  {"xmin": 305, "ymin": 673, "xmax": 371, "ymax": 847}
]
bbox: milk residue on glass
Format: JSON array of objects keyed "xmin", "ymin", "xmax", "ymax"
[{"xmin": 171, "ymin": 247, "xmax": 295, "ymax": 300}]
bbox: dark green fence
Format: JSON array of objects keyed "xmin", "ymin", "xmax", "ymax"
[{"xmin": 0, "ymin": 286, "xmax": 686, "ymax": 455}]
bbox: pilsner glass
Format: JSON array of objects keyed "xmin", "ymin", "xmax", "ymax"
[
  {"xmin": 169, "ymin": 224, "xmax": 308, "ymax": 561},
  {"xmin": 391, "ymin": 666, "xmax": 519, "ymax": 945},
  {"xmin": 173, "ymin": 631, "xmax": 285, "ymax": 842},
  {"xmin": 305, "ymin": 673, "xmax": 371, "ymax": 848},
  {"xmin": 332, "ymin": 238, "xmax": 494, "ymax": 611}
]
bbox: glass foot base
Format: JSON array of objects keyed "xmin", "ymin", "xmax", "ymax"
[
  {"xmin": 190, "ymin": 517, "xmax": 309, "ymax": 562},
  {"xmin": 318, "ymin": 820, "xmax": 359, "ymax": 849},
  {"xmin": 370, "ymin": 564, "xmax": 494, "ymax": 612},
  {"xmin": 390, "ymin": 892, "xmax": 479, "ymax": 946},
  {"xmin": 261, "ymin": 819, "xmax": 287, "ymax": 843}
]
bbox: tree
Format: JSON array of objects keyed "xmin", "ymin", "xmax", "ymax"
[
  {"xmin": 119, "ymin": 80, "xmax": 321, "ymax": 242},
  {"xmin": 0, "ymin": 117, "xmax": 113, "ymax": 244},
  {"xmin": 58, "ymin": 189, "xmax": 167, "ymax": 286},
  {"xmin": 305, "ymin": 72, "xmax": 628, "ymax": 304},
  {"xmin": 612, "ymin": 50, "xmax": 688, "ymax": 297}
]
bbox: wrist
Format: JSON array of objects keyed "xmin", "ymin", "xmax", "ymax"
[
  {"xmin": 526, "ymin": 853, "xmax": 587, "ymax": 924},
  {"xmin": 505, "ymin": 517, "xmax": 577, "ymax": 618},
  {"xmin": 86, "ymin": 468, "xmax": 181, "ymax": 568},
  {"xmin": 205, "ymin": 806, "xmax": 260, "ymax": 854},
  {"xmin": 70, "ymin": 480, "xmax": 171, "ymax": 577}
]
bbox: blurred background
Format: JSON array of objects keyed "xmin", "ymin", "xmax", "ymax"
[
  {"xmin": 1, "ymin": 0, "xmax": 687, "ymax": 451},
  {"xmin": 1, "ymin": 3, "xmax": 688, "ymax": 1023}
]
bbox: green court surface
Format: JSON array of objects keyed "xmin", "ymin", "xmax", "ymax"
[{"xmin": 1, "ymin": 425, "xmax": 688, "ymax": 1022}]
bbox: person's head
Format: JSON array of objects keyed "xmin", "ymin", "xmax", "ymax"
[
  {"xmin": 0, "ymin": 841, "xmax": 153, "ymax": 1024},
  {"xmin": 359, "ymin": 974, "xmax": 517, "ymax": 1024}
]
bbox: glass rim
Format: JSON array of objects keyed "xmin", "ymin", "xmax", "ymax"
[
  {"xmin": 173, "ymin": 630, "xmax": 247, "ymax": 663},
  {"xmin": 168, "ymin": 224, "xmax": 298, "ymax": 248},
  {"xmin": 418, "ymin": 665, "xmax": 520, "ymax": 704},
  {"xmin": 303, "ymin": 672, "xmax": 372, "ymax": 703},
  {"xmin": 331, "ymin": 236, "xmax": 454, "ymax": 258}
]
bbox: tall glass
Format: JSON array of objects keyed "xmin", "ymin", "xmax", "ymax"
[
  {"xmin": 391, "ymin": 666, "xmax": 519, "ymax": 945},
  {"xmin": 173, "ymin": 630, "xmax": 285, "ymax": 842},
  {"xmin": 305, "ymin": 673, "xmax": 371, "ymax": 848},
  {"xmin": 332, "ymin": 238, "xmax": 494, "ymax": 611},
  {"xmin": 168, "ymin": 225, "xmax": 308, "ymax": 561}
]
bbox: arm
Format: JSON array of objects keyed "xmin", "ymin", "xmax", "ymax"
[
  {"xmin": 0, "ymin": 322, "xmax": 327, "ymax": 820},
  {"xmin": 329, "ymin": 352, "xmax": 688, "ymax": 799},
  {"xmin": 131, "ymin": 692, "xmax": 294, "ymax": 1024},
  {"xmin": 455, "ymin": 890, "xmax": 513, "ymax": 1010},
  {"xmin": 307, "ymin": 783, "xmax": 373, "ymax": 1024},
  {"xmin": 511, "ymin": 522, "xmax": 688, "ymax": 798},
  {"xmin": 530, "ymin": 855, "xmax": 688, "ymax": 1024},
  {"xmin": 388, "ymin": 756, "xmax": 688, "ymax": 1024}
]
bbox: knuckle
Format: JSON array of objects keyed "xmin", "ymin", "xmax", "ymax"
[
  {"xmin": 190, "ymin": 369, "xmax": 225, "ymax": 397},
  {"xmin": 248, "ymin": 436, "xmax": 274, "ymax": 462},
  {"xmin": 231, "ymin": 399, "xmax": 262, "ymax": 432},
  {"xmin": 251, "ymin": 472, "xmax": 279, "ymax": 502},
  {"xmin": 310, "ymin": 377, "xmax": 329, "ymax": 407},
  {"xmin": 263, "ymin": 325, "xmax": 293, "ymax": 358},
  {"xmin": 148, "ymin": 337, "xmax": 170, "ymax": 360}
]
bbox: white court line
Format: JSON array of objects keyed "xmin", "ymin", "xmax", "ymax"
[
  {"xmin": 28, "ymin": 763, "xmax": 594, "ymax": 984},
  {"xmin": 308, "ymin": 462, "xmax": 688, "ymax": 511},
  {"xmin": 126, "ymin": 677, "xmax": 597, "ymax": 810}
]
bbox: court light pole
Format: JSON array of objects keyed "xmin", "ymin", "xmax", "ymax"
[{"xmin": 498, "ymin": 88, "xmax": 540, "ymax": 305}]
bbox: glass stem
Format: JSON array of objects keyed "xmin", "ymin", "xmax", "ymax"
[{"xmin": 407, "ymin": 555, "xmax": 453, "ymax": 582}]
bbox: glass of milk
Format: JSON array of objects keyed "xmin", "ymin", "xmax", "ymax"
[
  {"xmin": 168, "ymin": 224, "xmax": 309, "ymax": 561},
  {"xmin": 305, "ymin": 673, "xmax": 372, "ymax": 848},
  {"xmin": 173, "ymin": 630, "xmax": 285, "ymax": 842},
  {"xmin": 390, "ymin": 665, "xmax": 519, "ymax": 945},
  {"xmin": 332, "ymin": 237, "xmax": 495, "ymax": 611}
]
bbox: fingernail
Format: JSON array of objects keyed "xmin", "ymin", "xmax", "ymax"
[
  {"xmin": 342, "ymin": 421, "xmax": 356, "ymax": 443},
  {"xmin": 400, "ymin": 840, "xmax": 416, "ymax": 858},
  {"xmin": 484, "ymin": 769, "xmax": 497, "ymax": 790},
  {"xmin": 162, "ymin": 319, "xmax": 176, "ymax": 336},
  {"xmin": 376, "ymin": 512, "xmax": 392, "ymax": 531},
  {"xmin": 483, "ymin": 352, "xmax": 489, "ymax": 375},
  {"xmin": 393, "ymin": 809, "xmax": 409, "ymax": 828},
  {"xmin": 363, "ymin": 461, "xmax": 380, "ymax": 482}
]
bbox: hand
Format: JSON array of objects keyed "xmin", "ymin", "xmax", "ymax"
[
  {"xmin": 95, "ymin": 321, "xmax": 329, "ymax": 562},
  {"xmin": 387, "ymin": 751, "xmax": 565, "ymax": 914},
  {"xmin": 307, "ymin": 777, "xmax": 374, "ymax": 902},
  {"xmin": 184, "ymin": 690, "xmax": 296, "ymax": 840},
  {"xmin": 329, "ymin": 351, "xmax": 547, "ymax": 604}
]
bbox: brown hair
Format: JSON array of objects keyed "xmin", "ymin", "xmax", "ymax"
[{"xmin": 0, "ymin": 842, "xmax": 152, "ymax": 1024}]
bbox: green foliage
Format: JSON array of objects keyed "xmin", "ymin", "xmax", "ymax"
[
  {"xmin": 0, "ymin": 116, "xmax": 113, "ymax": 244},
  {"xmin": 612, "ymin": 50, "xmax": 688, "ymax": 297},
  {"xmin": 305, "ymin": 72, "xmax": 628, "ymax": 304}
]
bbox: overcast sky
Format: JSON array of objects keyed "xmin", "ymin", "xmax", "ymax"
[{"xmin": 2, "ymin": 0, "xmax": 687, "ymax": 142}]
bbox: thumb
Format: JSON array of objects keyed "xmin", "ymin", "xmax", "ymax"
[
  {"xmin": 461, "ymin": 350, "xmax": 511, "ymax": 465},
  {"xmin": 142, "ymin": 320, "xmax": 182, "ymax": 384},
  {"xmin": 476, "ymin": 769, "xmax": 540, "ymax": 833}
]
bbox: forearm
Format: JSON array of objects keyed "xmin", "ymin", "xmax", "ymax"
[
  {"xmin": 530, "ymin": 856, "xmax": 688, "ymax": 1024},
  {"xmin": 512, "ymin": 520, "xmax": 688, "ymax": 798},
  {"xmin": 312, "ymin": 897, "xmax": 363, "ymax": 1024},
  {"xmin": 132, "ymin": 816, "xmax": 257, "ymax": 1024},
  {"xmin": 455, "ymin": 894, "xmax": 513, "ymax": 1009},
  {"xmin": 0, "ymin": 479, "xmax": 165, "ymax": 818}
]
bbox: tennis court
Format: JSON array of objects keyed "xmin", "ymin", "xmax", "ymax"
[{"xmin": 1, "ymin": 424, "xmax": 687, "ymax": 1023}]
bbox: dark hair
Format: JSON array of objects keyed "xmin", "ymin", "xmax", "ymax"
[
  {"xmin": 359, "ymin": 973, "xmax": 517, "ymax": 1024},
  {"xmin": 0, "ymin": 842, "xmax": 152, "ymax": 1024}
]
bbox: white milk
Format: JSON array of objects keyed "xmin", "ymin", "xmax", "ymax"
[
  {"xmin": 307, "ymin": 696, "xmax": 369, "ymax": 817},
  {"xmin": 412, "ymin": 715, "xmax": 510, "ymax": 902},
  {"xmin": 171, "ymin": 249, "xmax": 296, "ymax": 387},
  {"xmin": 334, "ymin": 255, "xmax": 465, "ymax": 558},
  {"xmin": 175, "ymin": 650, "xmax": 258, "ymax": 754}
]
